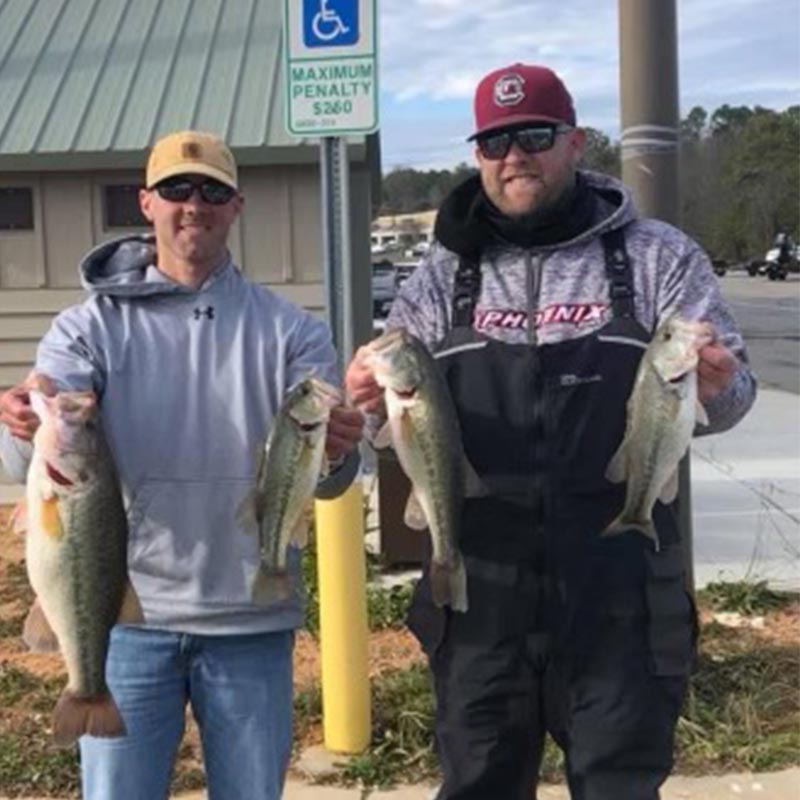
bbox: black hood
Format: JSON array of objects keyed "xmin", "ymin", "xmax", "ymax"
[
  {"xmin": 433, "ymin": 171, "xmax": 621, "ymax": 259},
  {"xmin": 433, "ymin": 175, "xmax": 494, "ymax": 259}
]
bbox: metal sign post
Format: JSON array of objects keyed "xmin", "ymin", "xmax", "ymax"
[
  {"xmin": 284, "ymin": 0, "xmax": 378, "ymax": 756},
  {"xmin": 320, "ymin": 136, "xmax": 353, "ymax": 375},
  {"xmin": 285, "ymin": 0, "xmax": 378, "ymax": 364}
]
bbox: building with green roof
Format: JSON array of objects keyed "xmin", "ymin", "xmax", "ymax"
[{"xmin": 0, "ymin": 0, "xmax": 380, "ymax": 499}]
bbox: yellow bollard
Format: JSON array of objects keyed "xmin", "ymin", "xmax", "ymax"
[{"xmin": 314, "ymin": 481, "xmax": 371, "ymax": 753}]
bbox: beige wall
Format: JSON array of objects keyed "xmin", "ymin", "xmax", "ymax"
[
  {"xmin": 0, "ymin": 165, "xmax": 330, "ymax": 290},
  {"xmin": 0, "ymin": 161, "xmax": 374, "ymax": 500}
]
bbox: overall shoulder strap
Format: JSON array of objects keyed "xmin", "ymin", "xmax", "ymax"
[
  {"xmin": 451, "ymin": 256, "xmax": 482, "ymax": 328},
  {"xmin": 601, "ymin": 227, "xmax": 635, "ymax": 320}
]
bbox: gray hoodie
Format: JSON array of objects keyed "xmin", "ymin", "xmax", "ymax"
[
  {"xmin": 387, "ymin": 171, "xmax": 756, "ymax": 433},
  {"xmin": 0, "ymin": 234, "xmax": 357, "ymax": 635}
]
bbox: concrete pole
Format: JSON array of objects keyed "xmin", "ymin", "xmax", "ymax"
[
  {"xmin": 619, "ymin": 0, "xmax": 680, "ymax": 224},
  {"xmin": 618, "ymin": 0, "xmax": 695, "ymax": 589}
]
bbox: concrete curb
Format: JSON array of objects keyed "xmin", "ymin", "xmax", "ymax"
[{"xmin": 4, "ymin": 768, "xmax": 798, "ymax": 800}]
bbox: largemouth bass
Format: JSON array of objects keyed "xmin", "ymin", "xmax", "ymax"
[
  {"xmin": 24, "ymin": 376, "xmax": 143, "ymax": 747},
  {"xmin": 240, "ymin": 377, "xmax": 341, "ymax": 605},
  {"xmin": 603, "ymin": 317, "xmax": 714, "ymax": 549},
  {"xmin": 367, "ymin": 329, "xmax": 470, "ymax": 612}
]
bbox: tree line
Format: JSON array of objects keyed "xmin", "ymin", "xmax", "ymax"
[{"xmin": 379, "ymin": 105, "xmax": 799, "ymax": 261}]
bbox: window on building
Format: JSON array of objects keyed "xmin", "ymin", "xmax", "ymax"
[
  {"xmin": 103, "ymin": 185, "xmax": 148, "ymax": 228},
  {"xmin": 0, "ymin": 187, "xmax": 34, "ymax": 231}
]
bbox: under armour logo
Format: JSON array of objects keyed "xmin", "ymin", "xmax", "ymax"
[{"xmin": 193, "ymin": 306, "xmax": 215, "ymax": 320}]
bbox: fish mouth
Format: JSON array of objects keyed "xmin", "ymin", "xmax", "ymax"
[
  {"xmin": 46, "ymin": 462, "xmax": 74, "ymax": 487},
  {"xmin": 298, "ymin": 422, "xmax": 322, "ymax": 432}
]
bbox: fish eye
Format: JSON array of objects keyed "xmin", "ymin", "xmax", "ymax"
[{"xmin": 663, "ymin": 332, "xmax": 672, "ymax": 341}]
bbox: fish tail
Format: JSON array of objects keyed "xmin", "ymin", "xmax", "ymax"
[
  {"xmin": 52, "ymin": 690, "xmax": 125, "ymax": 747},
  {"xmin": 430, "ymin": 553, "xmax": 469, "ymax": 613},
  {"xmin": 602, "ymin": 517, "xmax": 660, "ymax": 551},
  {"xmin": 251, "ymin": 566, "xmax": 293, "ymax": 606}
]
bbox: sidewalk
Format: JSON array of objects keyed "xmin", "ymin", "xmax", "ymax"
[
  {"xmin": 690, "ymin": 386, "xmax": 800, "ymax": 591},
  {"xmin": 183, "ymin": 769, "xmax": 800, "ymax": 799},
  {"xmin": 276, "ymin": 770, "xmax": 800, "ymax": 799},
  {"xmin": 6, "ymin": 770, "xmax": 799, "ymax": 799},
  {"xmin": 3, "ymin": 769, "xmax": 800, "ymax": 800}
]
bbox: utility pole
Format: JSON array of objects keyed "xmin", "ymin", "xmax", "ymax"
[{"xmin": 618, "ymin": 0, "xmax": 694, "ymax": 587}]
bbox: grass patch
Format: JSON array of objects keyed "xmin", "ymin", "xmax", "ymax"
[
  {"xmin": 0, "ymin": 665, "xmax": 78, "ymax": 797},
  {"xmin": 0, "ymin": 561, "xmax": 34, "ymax": 607},
  {"xmin": 339, "ymin": 663, "xmax": 436, "ymax": 787},
  {"xmin": 0, "ymin": 663, "xmax": 62, "ymax": 709},
  {"xmin": 294, "ymin": 683, "xmax": 323, "ymax": 740},
  {"xmin": 366, "ymin": 584, "xmax": 414, "ymax": 631},
  {"xmin": 0, "ymin": 725, "xmax": 80, "ymax": 798},
  {"xmin": 329, "ymin": 616, "xmax": 800, "ymax": 789},
  {"xmin": 0, "ymin": 613, "xmax": 25, "ymax": 640},
  {"xmin": 675, "ymin": 623, "xmax": 800, "ymax": 773},
  {"xmin": 697, "ymin": 580, "xmax": 796, "ymax": 615}
]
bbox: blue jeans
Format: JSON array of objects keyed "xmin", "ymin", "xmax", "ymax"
[{"xmin": 80, "ymin": 626, "xmax": 294, "ymax": 800}]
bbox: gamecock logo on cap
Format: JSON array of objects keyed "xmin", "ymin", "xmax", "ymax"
[{"xmin": 493, "ymin": 73, "xmax": 525, "ymax": 107}]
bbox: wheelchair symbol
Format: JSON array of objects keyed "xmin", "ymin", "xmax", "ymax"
[
  {"xmin": 303, "ymin": 0, "xmax": 358, "ymax": 47},
  {"xmin": 313, "ymin": 0, "xmax": 349, "ymax": 41}
]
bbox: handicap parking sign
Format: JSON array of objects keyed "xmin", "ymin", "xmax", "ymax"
[{"xmin": 303, "ymin": 0, "xmax": 359, "ymax": 48}]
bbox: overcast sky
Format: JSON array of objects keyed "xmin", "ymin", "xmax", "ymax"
[{"xmin": 376, "ymin": 0, "xmax": 800, "ymax": 171}]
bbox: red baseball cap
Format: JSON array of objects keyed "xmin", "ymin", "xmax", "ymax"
[{"xmin": 469, "ymin": 64, "xmax": 576, "ymax": 140}]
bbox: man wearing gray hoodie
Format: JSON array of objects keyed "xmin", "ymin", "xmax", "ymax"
[
  {"xmin": 0, "ymin": 130, "xmax": 363, "ymax": 800},
  {"xmin": 347, "ymin": 64, "xmax": 756, "ymax": 800}
]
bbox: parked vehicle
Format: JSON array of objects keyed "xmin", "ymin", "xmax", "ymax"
[
  {"xmin": 746, "ymin": 258, "xmax": 765, "ymax": 277},
  {"xmin": 711, "ymin": 258, "xmax": 728, "ymax": 277},
  {"xmin": 405, "ymin": 242, "xmax": 430, "ymax": 258},
  {"xmin": 372, "ymin": 260, "xmax": 396, "ymax": 318},
  {"xmin": 763, "ymin": 245, "xmax": 799, "ymax": 281},
  {"xmin": 394, "ymin": 262, "xmax": 417, "ymax": 290}
]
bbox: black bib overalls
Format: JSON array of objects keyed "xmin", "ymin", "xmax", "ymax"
[{"xmin": 406, "ymin": 230, "xmax": 697, "ymax": 800}]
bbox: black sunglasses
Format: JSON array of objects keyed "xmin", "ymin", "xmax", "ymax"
[
  {"xmin": 476, "ymin": 124, "xmax": 573, "ymax": 160},
  {"xmin": 154, "ymin": 177, "xmax": 237, "ymax": 205}
]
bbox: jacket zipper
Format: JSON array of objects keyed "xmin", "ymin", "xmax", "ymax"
[
  {"xmin": 526, "ymin": 252, "xmax": 542, "ymax": 345},
  {"xmin": 526, "ymin": 252, "xmax": 547, "ymax": 565}
]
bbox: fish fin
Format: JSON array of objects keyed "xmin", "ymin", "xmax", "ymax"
[
  {"xmin": 462, "ymin": 457, "xmax": 488, "ymax": 498},
  {"xmin": 290, "ymin": 509, "xmax": 311, "ymax": 549},
  {"xmin": 235, "ymin": 489, "xmax": 259, "ymax": 534},
  {"xmin": 52, "ymin": 691, "xmax": 125, "ymax": 748},
  {"xmin": 659, "ymin": 469, "xmax": 680, "ymax": 505},
  {"xmin": 695, "ymin": 400, "xmax": 709, "ymax": 427},
  {"xmin": 251, "ymin": 567, "xmax": 293, "ymax": 606},
  {"xmin": 117, "ymin": 580, "xmax": 145, "ymax": 625},
  {"xmin": 22, "ymin": 598, "xmax": 60, "ymax": 653},
  {"xmin": 602, "ymin": 517, "xmax": 660, "ymax": 551},
  {"xmin": 9, "ymin": 499, "xmax": 28, "ymax": 535},
  {"xmin": 430, "ymin": 553, "xmax": 468, "ymax": 612},
  {"xmin": 38, "ymin": 497, "xmax": 64, "ymax": 540},
  {"xmin": 403, "ymin": 490, "xmax": 428, "ymax": 530},
  {"xmin": 372, "ymin": 421, "xmax": 393, "ymax": 450},
  {"xmin": 605, "ymin": 442, "xmax": 628, "ymax": 484}
]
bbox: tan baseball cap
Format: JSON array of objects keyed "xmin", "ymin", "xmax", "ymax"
[{"xmin": 145, "ymin": 130, "xmax": 238, "ymax": 190}]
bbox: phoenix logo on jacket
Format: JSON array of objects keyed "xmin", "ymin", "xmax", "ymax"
[{"xmin": 474, "ymin": 302, "xmax": 608, "ymax": 332}]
